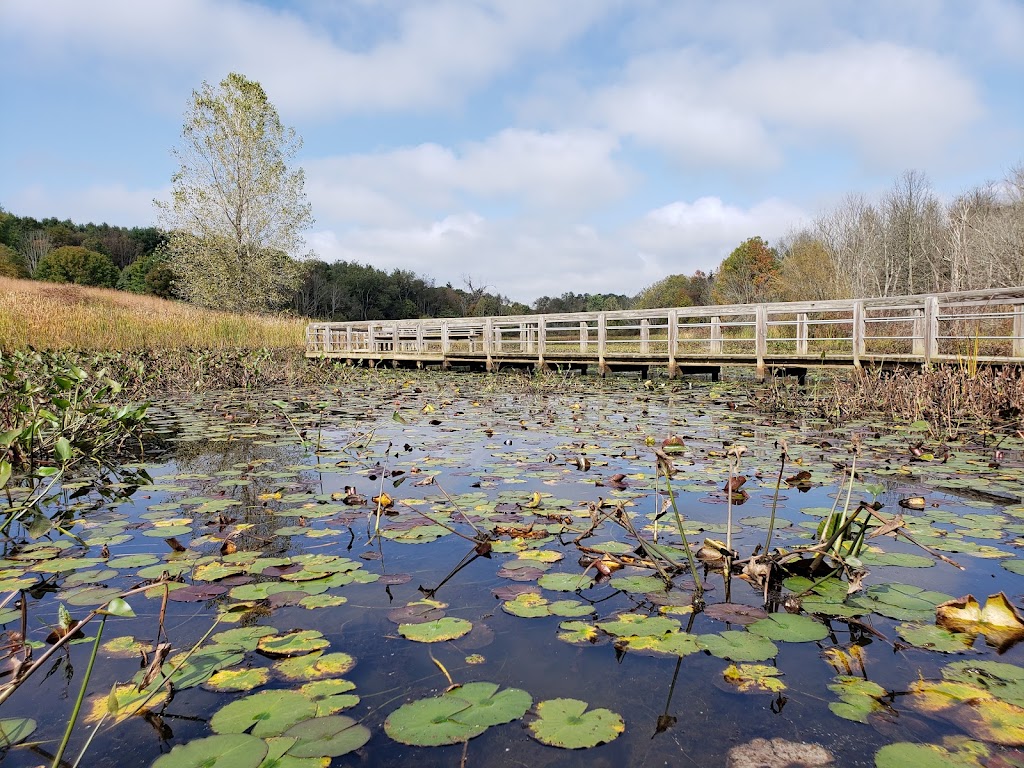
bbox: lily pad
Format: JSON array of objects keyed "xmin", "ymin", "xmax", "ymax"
[
  {"xmin": 274, "ymin": 651, "xmax": 356, "ymax": 681},
  {"xmin": 537, "ymin": 572, "xmax": 595, "ymax": 592},
  {"xmin": 897, "ymin": 623, "xmax": 976, "ymax": 654},
  {"xmin": 851, "ymin": 584, "xmax": 955, "ymax": 622},
  {"xmin": 557, "ymin": 621, "xmax": 599, "ymax": 645},
  {"xmin": 0, "ymin": 718, "xmax": 36, "ymax": 747},
  {"xmin": 747, "ymin": 613, "xmax": 829, "ymax": 643},
  {"xmin": 204, "ymin": 667, "xmax": 270, "ymax": 693},
  {"xmin": 384, "ymin": 682, "xmax": 531, "ymax": 746},
  {"xmin": 874, "ymin": 741, "xmax": 985, "ymax": 768},
  {"xmin": 527, "ymin": 698, "xmax": 624, "ymax": 749},
  {"xmin": 256, "ymin": 630, "xmax": 329, "ymax": 658},
  {"xmin": 597, "ymin": 614, "xmax": 681, "ymax": 637},
  {"xmin": 151, "ymin": 734, "xmax": 268, "ymax": 768},
  {"xmin": 502, "ymin": 593, "xmax": 592, "ymax": 618},
  {"xmin": 722, "ymin": 664, "xmax": 786, "ymax": 693},
  {"xmin": 398, "ymin": 617, "xmax": 473, "ymax": 642},
  {"xmin": 281, "ymin": 715, "xmax": 371, "ymax": 758},
  {"xmin": 698, "ymin": 631, "xmax": 779, "ymax": 662},
  {"xmin": 210, "ymin": 690, "xmax": 318, "ymax": 738}
]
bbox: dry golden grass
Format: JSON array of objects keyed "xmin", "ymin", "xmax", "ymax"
[{"xmin": 0, "ymin": 277, "xmax": 306, "ymax": 351}]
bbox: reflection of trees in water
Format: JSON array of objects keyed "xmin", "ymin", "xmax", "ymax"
[{"xmin": 169, "ymin": 437, "xmax": 322, "ymax": 555}]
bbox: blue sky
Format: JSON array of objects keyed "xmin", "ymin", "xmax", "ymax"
[{"xmin": 1, "ymin": 1, "xmax": 1021, "ymax": 302}]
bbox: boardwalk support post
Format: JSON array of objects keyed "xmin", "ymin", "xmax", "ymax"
[
  {"xmin": 579, "ymin": 321, "xmax": 588, "ymax": 353},
  {"xmin": 710, "ymin": 316, "xmax": 722, "ymax": 354},
  {"xmin": 755, "ymin": 304, "xmax": 767, "ymax": 381},
  {"xmin": 923, "ymin": 295, "xmax": 938, "ymax": 364},
  {"xmin": 484, "ymin": 317, "xmax": 494, "ymax": 372},
  {"xmin": 667, "ymin": 309, "xmax": 678, "ymax": 378},
  {"xmin": 1014, "ymin": 303, "xmax": 1024, "ymax": 358},
  {"xmin": 796, "ymin": 313, "xmax": 808, "ymax": 356},
  {"xmin": 537, "ymin": 317, "xmax": 546, "ymax": 371},
  {"xmin": 597, "ymin": 313, "xmax": 607, "ymax": 377},
  {"xmin": 640, "ymin": 318, "xmax": 650, "ymax": 354},
  {"xmin": 852, "ymin": 301, "xmax": 864, "ymax": 368}
]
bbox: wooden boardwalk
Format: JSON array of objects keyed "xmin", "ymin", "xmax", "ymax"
[{"xmin": 306, "ymin": 287, "xmax": 1024, "ymax": 380}]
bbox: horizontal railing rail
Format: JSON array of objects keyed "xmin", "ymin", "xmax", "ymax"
[{"xmin": 306, "ymin": 287, "xmax": 1024, "ymax": 375}]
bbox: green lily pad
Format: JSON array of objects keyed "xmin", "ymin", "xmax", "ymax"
[
  {"xmin": 597, "ymin": 614, "xmax": 681, "ymax": 637},
  {"xmin": 874, "ymin": 741, "xmax": 985, "ymax": 768},
  {"xmin": 281, "ymin": 715, "xmax": 371, "ymax": 758},
  {"xmin": 608, "ymin": 574, "xmax": 667, "ymax": 593},
  {"xmin": 256, "ymin": 630, "xmax": 329, "ymax": 658},
  {"xmin": 384, "ymin": 682, "xmax": 531, "ymax": 746},
  {"xmin": 204, "ymin": 667, "xmax": 271, "ymax": 692},
  {"xmin": 747, "ymin": 613, "xmax": 829, "ymax": 643},
  {"xmin": 698, "ymin": 631, "xmax": 779, "ymax": 662},
  {"xmin": 0, "ymin": 717, "xmax": 36, "ymax": 747},
  {"xmin": 722, "ymin": 664, "xmax": 786, "ymax": 693},
  {"xmin": 618, "ymin": 631, "xmax": 701, "ymax": 657},
  {"xmin": 527, "ymin": 698, "xmax": 624, "ymax": 749},
  {"xmin": 210, "ymin": 690, "xmax": 318, "ymax": 738},
  {"xmin": 212, "ymin": 626, "xmax": 278, "ymax": 651},
  {"xmin": 944, "ymin": 661, "xmax": 1024, "ymax": 708},
  {"xmin": 537, "ymin": 572, "xmax": 595, "ymax": 592},
  {"xmin": 398, "ymin": 618, "xmax": 472, "ymax": 642},
  {"xmin": 851, "ymin": 584, "xmax": 955, "ymax": 622},
  {"xmin": 897, "ymin": 623, "xmax": 976, "ymax": 653},
  {"xmin": 274, "ymin": 651, "xmax": 356, "ymax": 681},
  {"xmin": 557, "ymin": 621, "xmax": 599, "ymax": 645},
  {"xmin": 501, "ymin": 593, "xmax": 592, "ymax": 618},
  {"xmin": 858, "ymin": 551, "xmax": 935, "ymax": 568},
  {"xmin": 828, "ymin": 676, "xmax": 887, "ymax": 723},
  {"xmin": 151, "ymin": 734, "xmax": 268, "ymax": 768}
]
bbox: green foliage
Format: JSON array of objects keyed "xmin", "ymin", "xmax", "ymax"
[
  {"xmin": 712, "ymin": 236, "xmax": 781, "ymax": 305},
  {"xmin": 116, "ymin": 247, "xmax": 172, "ymax": 296},
  {"xmin": 634, "ymin": 271, "xmax": 713, "ymax": 309},
  {"xmin": 159, "ymin": 72, "xmax": 312, "ymax": 313},
  {"xmin": 35, "ymin": 245, "xmax": 120, "ymax": 287},
  {"xmin": 0, "ymin": 243, "xmax": 28, "ymax": 278}
]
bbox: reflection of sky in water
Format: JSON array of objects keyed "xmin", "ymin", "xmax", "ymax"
[{"xmin": 4, "ymin": 377, "xmax": 1024, "ymax": 767}]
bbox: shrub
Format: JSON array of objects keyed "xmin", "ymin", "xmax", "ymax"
[
  {"xmin": 35, "ymin": 246, "xmax": 120, "ymax": 287},
  {"xmin": 0, "ymin": 244, "xmax": 28, "ymax": 278}
]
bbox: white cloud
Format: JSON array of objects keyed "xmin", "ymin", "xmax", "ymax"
[
  {"xmin": 586, "ymin": 42, "xmax": 982, "ymax": 170},
  {"xmin": 0, "ymin": 0, "xmax": 615, "ymax": 116},
  {"xmin": 305, "ymin": 128, "xmax": 630, "ymax": 227}
]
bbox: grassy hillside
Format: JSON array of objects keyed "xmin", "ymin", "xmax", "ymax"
[{"xmin": 0, "ymin": 277, "xmax": 306, "ymax": 352}]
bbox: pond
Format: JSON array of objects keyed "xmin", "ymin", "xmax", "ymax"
[{"xmin": 2, "ymin": 372, "xmax": 1024, "ymax": 767}]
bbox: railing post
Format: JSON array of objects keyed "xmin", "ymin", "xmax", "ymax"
[
  {"xmin": 416, "ymin": 321, "xmax": 424, "ymax": 353},
  {"xmin": 710, "ymin": 316, "xmax": 722, "ymax": 354},
  {"xmin": 920, "ymin": 295, "xmax": 938, "ymax": 363},
  {"xmin": 367, "ymin": 324, "xmax": 376, "ymax": 353},
  {"xmin": 667, "ymin": 310, "xmax": 678, "ymax": 378},
  {"xmin": 519, "ymin": 323, "xmax": 528, "ymax": 353},
  {"xmin": 494, "ymin": 325, "xmax": 503, "ymax": 354},
  {"xmin": 640, "ymin": 318, "xmax": 650, "ymax": 354},
  {"xmin": 537, "ymin": 317, "xmax": 546, "ymax": 370},
  {"xmin": 579, "ymin": 321, "xmax": 588, "ymax": 353},
  {"xmin": 392, "ymin": 324, "xmax": 399, "ymax": 353},
  {"xmin": 484, "ymin": 317, "xmax": 494, "ymax": 371},
  {"xmin": 525, "ymin": 323, "xmax": 535, "ymax": 354},
  {"xmin": 796, "ymin": 313, "xmax": 808, "ymax": 356},
  {"xmin": 345, "ymin": 324, "xmax": 353, "ymax": 352},
  {"xmin": 755, "ymin": 305, "xmax": 767, "ymax": 380},
  {"xmin": 1014, "ymin": 303, "xmax": 1024, "ymax": 359},
  {"xmin": 441, "ymin": 321, "xmax": 450, "ymax": 355},
  {"xmin": 598, "ymin": 313, "xmax": 607, "ymax": 376},
  {"xmin": 852, "ymin": 301, "xmax": 864, "ymax": 367}
]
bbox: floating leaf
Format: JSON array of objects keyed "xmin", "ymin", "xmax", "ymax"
[
  {"xmin": 608, "ymin": 574, "xmax": 666, "ymax": 593},
  {"xmin": 150, "ymin": 734, "xmax": 268, "ymax": 768},
  {"xmin": 747, "ymin": 613, "xmax": 829, "ymax": 643},
  {"xmin": 557, "ymin": 621, "xmax": 599, "ymax": 645},
  {"xmin": 597, "ymin": 614, "xmax": 681, "ymax": 638},
  {"xmin": 897, "ymin": 623, "xmax": 976, "ymax": 653},
  {"xmin": 398, "ymin": 617, "xmax": 472, "ymax": 642},
  {"xmin": 827, "ymin": 676, "xmax": 887, "ymax": 723},
  {"xmin": 385, "ymin": 682, "xmax": 531, "ymax": 746},
  {"xmin": 527, "ymin": 698, "xmax": 624, "ymax": 749},
  {"xmin": 275, "ymin": 651, "xmax": 356, "ymax": 681},
  {"xmin": 851, "ymin": 583, "xmax": 954, "ymax": 622},
  {"xmin": 944, "ymin": 661, "xmax": 1024, "ymax": 708},
  {"xmin": 281, "ymin": 715, "xmax": 371, "ymax": 758},
  {"xmin": 537, "ymin": 572, "xmax": 594, "ymax": 592},
  {"xmin": 698, "ymin": 631, "xmax": 779, "ymax": 662},
  {"xmin": 936, "ymin": 593, "xmax": 1024, "ymax": 650},
  {"xmin": 722, "ymin": 664, "xmax": 786, "ymax": 694},
  {"xmin": 204, "ymin": 667, "xmax": 270, "ymax": 692},
  {"xmin": 874, "ymin": 741, "xmax": 985, "ymax": 768},
  {"xmin": 210, "ymin": 690, "xmax": 318, "ymax": 738},
  {"xmin": 87, "ymin": 683, "xmax": 167, "ymax": 723},
  {"xmin": 617, "ymin": 631, "xmax": 701, "ymax": 657},
  {"xmin": 0, "ymin": 718, "xmax": 36, "ymax": 747},
  {"xmin": 257, "ymin": 630, "xmax": 329, "ymax": 658}
]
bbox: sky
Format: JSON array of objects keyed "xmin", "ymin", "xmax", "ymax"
[{"xmin": 1, "ymin": 1, "xmax": 1022, "ymax": 303}]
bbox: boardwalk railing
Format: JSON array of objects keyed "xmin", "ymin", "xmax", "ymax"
[{"xmin": 306, "ymin": 287, "xmax": 1024, "ymax": 377}]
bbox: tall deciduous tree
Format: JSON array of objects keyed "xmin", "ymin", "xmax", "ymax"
[
  {"xmin": 712, "ymin": 237, "xmax": 781, "ymax": 305},
  {"xmin": 157, "ymin": 72, "xmax": 312, "ymax": 313}
]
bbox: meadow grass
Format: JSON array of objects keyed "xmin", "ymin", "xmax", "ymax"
[{"xmin": 0, "ymin": 277, "xmax": 306, "ymax": 352}]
